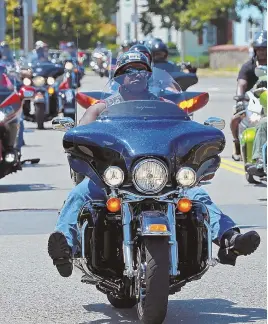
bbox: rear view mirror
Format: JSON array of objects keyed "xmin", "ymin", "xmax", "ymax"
[
  {"xmin": 204, "ymin": 117, "xmax": 225, "ymax": 130},
  {"xmin": 255, "ymin": 66, "xmax": 267, "ymax": 78},
  {"xmin": 52, "ymin": 117, "xmax": 75, "ymax": 131}
]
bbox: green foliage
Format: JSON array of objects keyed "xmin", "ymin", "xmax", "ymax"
[
  {"xmin": 5, "ymin": 0, "xmax": 21, "ymax": 49},
  {"xmin": 5, "ymin": 0, "xmax": 118, "ymax": 49},
  {"xmin": 33, "ymin": 0, "xmax": 117, "ymax": 48},
  {"xmin": 140, "ymin": 0, "xmax": 267, "ymax": 34},
  {"xmin": 169, "ymin": 54, "xmax": 210, "ymax": 68}
]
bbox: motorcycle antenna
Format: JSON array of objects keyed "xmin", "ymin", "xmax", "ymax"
[
  {"xmin": 75, "ymin": 30, "xmax": 79, "ymax": 126},
  {"xmin": 12, "ymin": 16, "xmax": 17, "ymax": 91}
]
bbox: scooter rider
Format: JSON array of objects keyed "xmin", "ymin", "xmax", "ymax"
[
  {"xmin": 230, "ymin": 30, "xmax": 267, "ymax": 161},
  {"xmin": 48, "ymin": 51, "xmax": 260, "ymax": 278}
]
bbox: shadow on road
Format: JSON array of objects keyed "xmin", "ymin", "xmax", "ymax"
[
  {"xmin": 0, "ymin": 183, "xmax": 56, "ymax": 193},
  {"xmin": 81, "ymin": 298, "xmax": 267, "ymax": 323}
]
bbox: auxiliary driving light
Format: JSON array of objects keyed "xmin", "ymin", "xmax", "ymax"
[
  {"xmin": 177, "ymin": 198, "xmax": 192, "ymax": 213},
  {"xmin": 106, "ymin": 197, "xmax": 121, "ymax": 213}
]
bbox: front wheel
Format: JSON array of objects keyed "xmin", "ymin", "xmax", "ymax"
[
  {"xmin": 107, "ymin": 294, "xmax": 136, "ymax": 309},
  {"xmin": 35, "ymin": 103, "xmax": 45, "ymax": 129},
  {"xmin": 137, "ymin": 237, "xmax": 170, "ymax": 324}
]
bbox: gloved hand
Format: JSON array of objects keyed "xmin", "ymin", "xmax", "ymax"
[{"xmin": 234, "ymin": 101, "xmax": 247, "ymax": 115}]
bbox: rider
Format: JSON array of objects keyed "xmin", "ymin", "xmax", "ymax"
[
  {"xmin": 230, "ymin": 30, "xmax": 267, "ymax": 161},
  {"xmin": 0, "ymin": 62, "xmax": 13, "ymax": 90},
  {"xmin": 48, "ymin": 51, "xmax": 260, "ymax": 277},
  {"xmin": 33, "ymin": 41, "xmax": 50, "ymax": 63},
  {"xmin": 0, "ymin": 42, "xmax": 13, "ymax": 63}
]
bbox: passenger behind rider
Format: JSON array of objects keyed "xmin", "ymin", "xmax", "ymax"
[
  {"xmin": 230, "ymin": 30, "xmax": 267, "ymax": 162},
  {"xmin": 48, "ymin": 51, "xmax": 260, "ymax": 278}
]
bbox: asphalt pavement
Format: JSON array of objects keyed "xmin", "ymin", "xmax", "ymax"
[{"xmin": 0, "ymin": 72, "xmax": 266, "ymax": 324}]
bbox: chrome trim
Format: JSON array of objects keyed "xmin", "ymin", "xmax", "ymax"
[
  {"xmin": 132, "ymin": 158, "xmax": 169, "ymax": 194},
  {"xmin": 45, "ymin": 91, "xmax": 50, "ymax": 115},
  {"xmin": 81, "ymin": 220, "xmax": 88, "ymax": 259},
  {"xmin": 204, "ymin": 219, "xmax": 218, "ymax": 267},
  {"xmin": 141, "ymin": 231, "xmax": 171, "ymax": 236},
  {"xmin": 167, "ymin": 203, "xmax": 179, "ymax": 276},
  {"xmin": 122, "ymin": 202, "xmax": 135, "ymax": 278},
  {"xmin": 118, "ymin": 189, "xmax": 180, "ymax": 202}
]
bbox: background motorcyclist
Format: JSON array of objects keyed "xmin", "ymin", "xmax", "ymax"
[
  {"xmin": 33, "ymin": 40, "xmax": 50, "ymax": 63},
  {"xmin": 0, "ymin": 63, "xmax": 14, "ymax": 90},
  {"xmin": 230, "ymin": 30, "xmax": 267, "ymax": 161},
  {"xmin": 47, "ymin": 51, "xmax": 260, "ymax": 278},
  {"xmin": 0, "ymin": 42, "xmax": 14, "ymax": 63}
]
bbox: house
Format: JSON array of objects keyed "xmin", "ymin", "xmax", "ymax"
[
  {"xmin": 233, "ymin": 7, "xmax": 267, "ymax": 45},
  {"xmin": 116, "ymin": 0, "xmax": 218, "ymax": 57}
]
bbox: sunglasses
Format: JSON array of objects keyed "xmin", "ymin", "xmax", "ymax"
[{"xmin": 119, "ymin": 67, "xmax": 149, "ymax": 77}]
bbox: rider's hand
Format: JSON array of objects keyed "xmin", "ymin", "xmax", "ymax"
[{"xmin": 234, "ymin": 101, "xmax": 246, "ymax": 114}]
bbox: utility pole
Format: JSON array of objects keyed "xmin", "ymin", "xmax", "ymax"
[
  {"xmin": 0, "ymin": 0, "xmax": 6, "ymax": 41},
  {"xmin": 22, "ymin": 0, "xmax": 34, "ymax": 55},
  {"xmin": 134, "ymin": 0, "xmax": 138, "ymax": 40}
]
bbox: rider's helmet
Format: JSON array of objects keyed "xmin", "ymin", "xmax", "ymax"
[
  {"xmin": 96, "ymin": 41, "xmax": 102, "ymax": 48},
  {"xmin": 252, "ymin": 30, "xmax": 267, "ymax": 64},
  {"xmin": 148, "ymin": 38, "xmax": 169, "ymax": 62},
  {"xmin": 129, "ymin": 44, "xmax": 152, "ymax": 65},
  {"xmin": 114, "ymin": 50, "xmax": 152, "ymax": 78},
  {"xmin": 35, "ymin": 40, "xmax": 48, "ymax": 59},
  {"xmin": 67, "ymin": 41, "xmax": 75, "ymax": 49}
]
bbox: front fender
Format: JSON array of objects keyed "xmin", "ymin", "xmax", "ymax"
[{"xmin": 139, "ymin": 211, "xmax": 171, "ymax": 236}]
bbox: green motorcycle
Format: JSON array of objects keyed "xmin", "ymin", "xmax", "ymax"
[{"xmin": 237, "ymin": 65, "xmax": 267, "ymax": 183}]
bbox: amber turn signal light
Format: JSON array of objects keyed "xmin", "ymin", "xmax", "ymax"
[
  {"xmin": 177, "ymin": 198, "xmax": 192, "ymax": 213},
  {"xmin": 148, "ymin": 224, "xmax": 167, "ymax": 232},
  {"xmin": 106, "ymin": 197, "xmax": 121, "ymax": 213}
]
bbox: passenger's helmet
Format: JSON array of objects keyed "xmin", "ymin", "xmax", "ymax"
[
  {"xmin": 129, "ymin": 44, "xmax": 152, "ymax": 65},
  {"xmin": 114, "ymin": 51, "xmax": 152, "ymax": 77}
]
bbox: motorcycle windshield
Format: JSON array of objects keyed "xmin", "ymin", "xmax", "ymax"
[
  {"xmin": 107, "ymin": 67, "xmax": 182, "ymax": 99},
  {"xmin": 31, "ymin": 62, "xmax": 64, "ymax": 77},
  {"xmin": 64, "ymin": 68, "xmax": 225, "ymax": 173}
]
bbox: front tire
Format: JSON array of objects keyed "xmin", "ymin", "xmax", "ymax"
[
  {"xmin": 137, "ymin": 237, "xmax": 170, "ymax": 324},
  {"xmin": 107, "ymin": 294, "xmax": 136, "ymax": 309},
  {"xmin": 35, "ymin": 103, "xmax": 45, "ymax": 129}
]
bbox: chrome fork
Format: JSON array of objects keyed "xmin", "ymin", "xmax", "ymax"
[
  {"xmin": 122, "ymin": 202, "xmax": 135, "ymax": 278},
  {"xmin": 204, "ymin": 219, "xmax": 218, "ymax": 266},
  {"xmin": 167, "ymin": 203, "xmax": 179, "ymax": 276}
]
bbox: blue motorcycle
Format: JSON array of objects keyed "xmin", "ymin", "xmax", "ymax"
[{"xmin": 52, "ymin": 69, "xmax": 225, "ymax": 324}]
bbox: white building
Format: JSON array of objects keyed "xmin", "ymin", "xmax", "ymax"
[{"xmin": 116, "ymin": 0, "xmax": 217, "ymax": 57}]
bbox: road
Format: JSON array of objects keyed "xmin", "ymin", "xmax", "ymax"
[{"xmin": 0, "ymin": 73, "xmax": 266, "ymax": 324}]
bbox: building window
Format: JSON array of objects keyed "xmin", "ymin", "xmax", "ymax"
[
  {"xmin": 246, "ymin": 20, "xmax": 263, "ymax": 42},
  {"xmin": 198, "ymin": 29, "xmax": 203, "ymax": 45},
  {"xmin": 207, "ymin": 24, "xmax": 216, "ymax": 45},
  {"xmin": 125, "ymin": 23, "xmax": 131, "ymax": 41}
]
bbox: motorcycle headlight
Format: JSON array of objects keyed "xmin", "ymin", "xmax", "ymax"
[
  {"xmin": 47, "ymin": 77, "xmax": 55, "ymax": 85},
  {"xmin": 103, "ymin": 166, "xmax": 124, "ymax": 187},
  {"xmin": 133, "ymin": 159, "xmax": 168, "ymax": 194},
  {"xmin": 176, "ymin": 167, "xmax": 196, "ymax": 187},
  {"xmin": 33, "ymin": 76, "xmax": 45, "ymax": 87},
  {"xmin": 23, "ymin": 77, "xmax": 31, "ymax": 86},
  {"xmin": 65, "ymin": 62, "xmax": 73, "ymax": 70},
  {"xmin": 0, "ymin": 111, "xmax": 5, "ymax": 122},
  {"xmin": 102, "ymin": 62, "xmax": 108, "ymax": 68}
]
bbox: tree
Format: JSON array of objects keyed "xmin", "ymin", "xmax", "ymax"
[
  {"xmin": 5, "ymin": 0, "xmax": 22, "ymax": 49},
  {"xmin": 141, "ymin": 0, "xmax": 267, "ymax": 44},
  {"xmin": 33, "ymin": 0, "xmax": 117, "ymax": 48}
]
